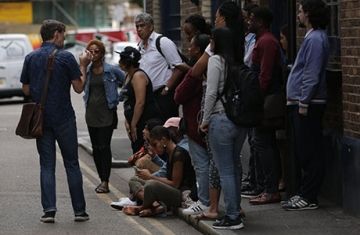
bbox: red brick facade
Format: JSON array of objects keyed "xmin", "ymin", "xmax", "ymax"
[{"xmin": 340, "ymin": 0, "xmax": 360, "ymax": 138}]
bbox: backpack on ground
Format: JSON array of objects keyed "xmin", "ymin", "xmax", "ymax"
[
  {"xmin": 219, "ymin": 64, "xmax": 264, "ymax": 127},
  {"xmin": 155, "ymin": 35, "xmax": 188, "ymax": 67}
]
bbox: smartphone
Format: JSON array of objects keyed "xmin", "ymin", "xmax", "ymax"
[{"xmin": 133, "ymin": 166, "xmax": 140, "ymax": 172}]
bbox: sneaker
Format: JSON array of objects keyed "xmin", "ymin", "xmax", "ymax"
[
  {"xmin": 280, "ymin": 195, "xmax": 300, "ymax": 206},
  {"xmin": 182, "ymin": 195, "xmax": 195, "ymax": 208},
  {"xmin": 110, "ymin": 197, "xmax": 137, "ymax": 210},
  {"xmin": 182, "ymin": 200, "xmax": 209, "ymax": 215},
  {"xmin": 74, "ymin": 212, "xmax": 89, "ymax": 222},
  {"xmin": 282, "ymin": 196, "xmax": 319, "ymax": 211},
  {"xmin": 40, "ymin": 211, "xmax": 55, "ymax": 223},
  {"xmin": 212, "ymin": 215, "xmax": 244, "ymax": 230}
]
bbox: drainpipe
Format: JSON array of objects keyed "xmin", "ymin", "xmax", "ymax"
[{"xmin": 288, "ymin": 0, "xmax": 297, "ymax": 63}]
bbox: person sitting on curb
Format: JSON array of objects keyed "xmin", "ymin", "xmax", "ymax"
[
  {"xmin": 128, "ymin": 118, "xmax": 166, "ymax": 173},
  {"xmin": 122, "ymin": 126, "xmax": 196, "ymax": 217}
]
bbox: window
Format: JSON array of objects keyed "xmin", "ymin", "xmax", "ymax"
[{"xmin": 325, "ymin": 0, "xmax": 341, "ymax": 71}]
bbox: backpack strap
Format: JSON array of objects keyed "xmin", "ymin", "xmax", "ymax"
[
  {"xmin": 156, "ymin": 35, "xmax": 188, "ymax": 68},
  {"xmin": 156, "ymin": 35, "xmax": 171, "ymax": 69}
]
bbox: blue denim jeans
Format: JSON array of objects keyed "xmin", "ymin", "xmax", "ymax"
[
  {"xmin": 208, "ymin": 113, "xmax": 247, "ymax": 220},
  {"xmin": 36, "ymin": 117, "xmax": 86, "ymax": 215},
  {"xmin": 188, "ymin": 138, "xmax": 210, "ymax": 206}
]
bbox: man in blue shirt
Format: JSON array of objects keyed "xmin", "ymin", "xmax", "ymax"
[
  {"xmin": 283, "ymin": 0, "xmax": 330, "ymax": 211},
  {"xmin": 20, "ymin": 19, "xmax": 92, "ymax": 223}
]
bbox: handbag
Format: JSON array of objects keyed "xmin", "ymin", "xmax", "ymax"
[
  {"xmin": 15, "ymin": 49, "xmax": 57, "ymax": 139},
  {"xmin": 262, "ymin": 92, "xmax": 286, "ymax": 130}
]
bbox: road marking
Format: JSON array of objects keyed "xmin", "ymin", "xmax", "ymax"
[{"xmin": 55, "ymin": 150, "xmax": 175, "ymax": 235}]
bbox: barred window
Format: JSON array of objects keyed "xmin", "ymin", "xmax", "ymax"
[{"xmin": 325, "ymin": 0, "xmax": 341, "ymax": 71}]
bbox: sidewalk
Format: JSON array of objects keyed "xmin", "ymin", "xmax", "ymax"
[{"xmin": 78, "ymin": 135, "xmax": 360, "ymax": 235}]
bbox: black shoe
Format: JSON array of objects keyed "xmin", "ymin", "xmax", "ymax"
[
  {"xmin": 212, "ymin": 215, "xmax": 244, "ymax": 230},
  {"xmin": 241, "ymin": 182, "xmax": 253, "ymax": 192},
  {"xmin": 241, "ymin": 188, "xmax": 263, "ymax": 198},
  {"xmin": 40, "ymin": 211, "xmax": 55, "ymax": 223},
  {"xmin": 74, "ymin": 212, "xmax": 89, "ymax": 222}
]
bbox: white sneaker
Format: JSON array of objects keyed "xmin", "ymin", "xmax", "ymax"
[
  {"xmin": 182, "ymin": 200, "xmax": 209, "ymax": 215},
  {"xmin": 182, "ymin": 195, "xmax": 195, "ymax": 208},
  {"xmin": 110, "ymin": 197, "xmax": 137, "ymax": 210}
]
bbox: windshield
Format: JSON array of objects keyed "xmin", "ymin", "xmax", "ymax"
[{"xmin": 0, "ymin": 39, "xmax": 27, "ymax": 62}]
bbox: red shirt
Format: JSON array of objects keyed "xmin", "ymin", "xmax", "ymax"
[
  {"xmin": 174, "ymin": 69, "xmax": 206, "ymax": 148},
  {"xmin": 251, "ymin": 31, "xmax": 281, "ymax": 93}
]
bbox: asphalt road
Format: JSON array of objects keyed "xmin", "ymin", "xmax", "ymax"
[{"xmin": 0, "ymin": 93, "xmax": 200, "ymax": 235}]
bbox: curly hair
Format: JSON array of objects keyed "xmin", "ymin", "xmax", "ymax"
[
  {"xmin": 86, "ymin": 39, "xmax": 106, "ymax": 58},
  {"xmin": 301, "ymin": 0, "xmax": 330, "ymax": 30},
  {"xmin": 184, "ymin": 14, "xmax": 211, "ymax": 35}
]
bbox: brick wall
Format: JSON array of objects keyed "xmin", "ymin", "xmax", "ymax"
[
  {"xmin": 180, "ymin": 0, "xmax": 202, "ymax": 53},
  {"xmin": 340, "ymin": 0, "xmax": 360, "ymax": 138}
]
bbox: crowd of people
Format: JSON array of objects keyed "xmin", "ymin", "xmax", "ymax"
[{"xmin": 20, "ymin": 0, "xmax": 330, "ymax": 230}]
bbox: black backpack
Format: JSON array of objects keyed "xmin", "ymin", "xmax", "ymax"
[
  {"xmin": 155, "ymin": 35, "xmax": 188, "ymax": 67},
  {"xmin": 219, "ymin": 64, "xmax": 264, "ymax": 127}
]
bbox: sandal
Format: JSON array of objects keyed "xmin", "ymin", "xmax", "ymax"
[
  {"xmin": 95, "ymin": 184, "xmax": 110, "ymax": 194},
  {"xmin": 194, "ymin": 212, "xmax": 219, "ymax": 221},
  {"xmin": 122, "ymin": 206, "xmax": 142, "ymax": 216},
  {"xmin": 139, "ymin": 205, "xmax": 166, "ymax": 217}
]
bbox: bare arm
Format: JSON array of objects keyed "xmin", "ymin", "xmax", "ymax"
[
  {"xmin": 137, "ymin": 160, "xmax": 184, "ymax": 188},
  {"xmin": 22, "ymin": 84, "xmax": 30, "ymax": 96},
  {"xmin": 161, "ymin": 67, "xmax": 184, "ymax": 95},
  {"xmin": 71, "ymin": 50, "xmax": 92, "ymax": 93},
  {"xmin": 190, "ymin": 52, "xmax": 210, "ymax": 78},
  {"xmin": 130, "ymin": 71, "xmax": 148, "ymax": 141}
]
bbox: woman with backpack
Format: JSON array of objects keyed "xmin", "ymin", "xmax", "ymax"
[{"xmin": 200, "ymin": 27, "xmax": 248, "ymax": 230}]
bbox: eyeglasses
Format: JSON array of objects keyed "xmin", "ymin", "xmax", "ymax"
[{"xmin": 88, "ymin": 49, "xmax": 100, "ymax": 54}]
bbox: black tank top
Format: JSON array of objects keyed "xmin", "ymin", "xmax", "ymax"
[{"xmin": 122, "ymin": 69, "xmax": 159, "ymax": 125}]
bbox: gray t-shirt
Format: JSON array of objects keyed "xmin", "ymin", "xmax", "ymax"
[
  {"xmin": 202, "ymin": 55, "xmax": 225, "ymax": 124},
  {"xmin": 85, "ymin": 73, "xmax": 114, "ymax": 127}
]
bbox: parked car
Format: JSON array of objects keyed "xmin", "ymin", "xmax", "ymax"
[{"xmin": 0, "ymin": 34, "xmax": 33, "ymax": 99}]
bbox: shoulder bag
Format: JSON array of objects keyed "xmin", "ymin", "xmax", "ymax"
[{"xmin": 15, "ymin": 49, "xmax": 57, "ymax": 139}]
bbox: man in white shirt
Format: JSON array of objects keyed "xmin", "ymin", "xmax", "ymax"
[{"xmin": 135, "ymin": 13, "xmax": 184, "ymax": 120}]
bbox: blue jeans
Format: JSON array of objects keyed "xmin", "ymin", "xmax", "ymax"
[
  {"xmin": 36, "ymin": 117, "xmax": 86, "ymax": 215},
  {"xmin": 208, "ymin": 113, "xmax": 247, "ymax": 220},
  {"xmin": 188, "ymin": 138, "xmax": 210, "ymax": 206}
]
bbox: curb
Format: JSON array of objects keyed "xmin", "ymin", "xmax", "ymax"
[
  {"xmin": 177, "ymin": 209, "xmax": 224, "ymax": 235},
  {"xmin": 78, "ymin": 142, "xmax": 130, "ymax": 168}
]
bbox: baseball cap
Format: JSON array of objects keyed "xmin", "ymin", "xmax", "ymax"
[{"xmin": 163, "ymin": 117, "xmax": 181, "ymax": 128}]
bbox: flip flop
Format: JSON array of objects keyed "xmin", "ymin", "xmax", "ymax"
[
  {"xmin": 193, "ymin": 212, "xmax": 219, "ymax": 221},
  {"xmin": 139, "ymin": 205, "xmax": 166, "ymax": 217},
  {"xmin": 95, "ymin": 185, "xmax": 110, "ymax": 194}
]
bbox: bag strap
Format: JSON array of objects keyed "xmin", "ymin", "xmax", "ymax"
[
  {"xmin": 155, "ymin": 35, "xmax": 188, "ymax": 68},
  {"xmin": 40, "ymin": 48, "xmax": 57, "ymax": 106}
]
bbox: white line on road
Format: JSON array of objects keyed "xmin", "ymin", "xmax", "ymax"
[{"xmin": 55, "ymin": 150, "xmax": 176, "ymax": 235}]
